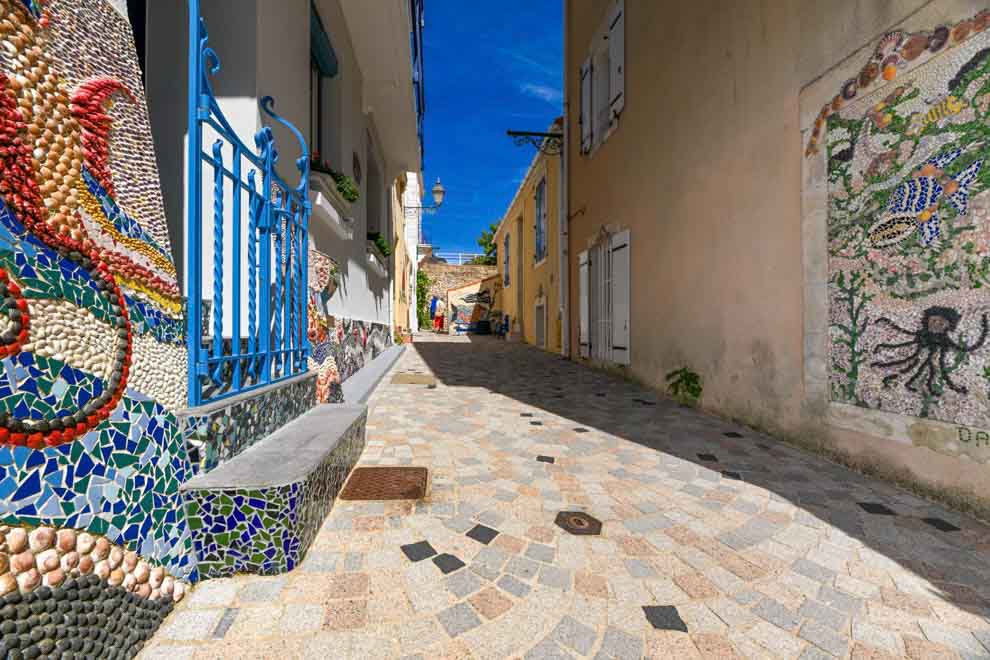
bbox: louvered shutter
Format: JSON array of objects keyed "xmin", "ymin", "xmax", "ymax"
[
  {"xmin": 608, "ymin": 0, "xmax": 625, "ymax": 118},
  {"xmin": 578, "ymin": 250, "xmax": 590, "ymax": 357},
  {"xmin": 610, "ymin": 230, "xmax": 630, "ymax": 365},
  {"xmin": 580, "ymin": 57, "xmax": 592, "ymax": 154}
]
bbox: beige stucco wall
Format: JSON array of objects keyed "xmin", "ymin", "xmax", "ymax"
[
  {"xmin": 494, "ymin": 140, "xmax": 562, "ymax": 352},
  {"xmin": 392, "ymin": 178, "xmax": 411, "ymax": 334},
  {"xmin": 564, "ymin": 0, "xmax": 990, "ymax": 507}
]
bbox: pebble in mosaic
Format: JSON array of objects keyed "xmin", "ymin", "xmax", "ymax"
[
  {"xmin": 184, "ymin": 412, "xmax": 366, "ymax": 578},
  {"xmin": 826, "ymin": 14, "xmax": 990, "ymax": 435},
  {"xmin": 0, "ymin": 524, "xmax": 187, "ymax": 602}
]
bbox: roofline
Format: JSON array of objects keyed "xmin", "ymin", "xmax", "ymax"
[{"xmin": 493, "ymin": 116, "xmax": 563, "ymax": 238}]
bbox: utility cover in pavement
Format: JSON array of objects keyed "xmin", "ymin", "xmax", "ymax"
[
  {"xmin": 391, "ymin": 373, "xmax": 436, "ymax": 385},
  {"xmin": 554, "ymin": 511, "xmax": 602, "ymax": 536},
  {"xmin": 340, "ymin": 467, "xmax": 429, "ymax": 500}
]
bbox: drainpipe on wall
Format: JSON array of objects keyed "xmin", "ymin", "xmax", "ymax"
[{"xmin": 559, "ymin": 18, "xmax": 570, "ymax": 358}]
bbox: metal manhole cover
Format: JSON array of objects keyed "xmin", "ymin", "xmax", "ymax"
[
  {"xmin": 391, "ymin": 374, "xmax": 436, "ymax": 385},
  {"xmin": 340, "ymin": 467, "xmax": 429, "ymax": 500},
  {"xmin": 554, "ymin": 511, "xmax": 602, "ymax": 536}
]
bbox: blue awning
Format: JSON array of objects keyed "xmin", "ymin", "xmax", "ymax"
[{"xmin": 311, "ymin": 6, "xmax": 338, "ymax": 77}]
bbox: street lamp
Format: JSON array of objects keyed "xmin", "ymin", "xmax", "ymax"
[{"xmin": 409, "ymin": 178, "xmax": 446, "ymax": 214}]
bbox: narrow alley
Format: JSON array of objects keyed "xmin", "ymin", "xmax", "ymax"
[{"xmin": 145, "ymin": 336, "xmax": 990, "ymax": 660}]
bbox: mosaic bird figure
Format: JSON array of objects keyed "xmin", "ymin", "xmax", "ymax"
[
  {"xmin": 0, "ymin": 0, "xmax": 179, "ymax": 448},
  {"xmin": 867, "ymin": 147, "xmax": 983, "ymax": 249}
]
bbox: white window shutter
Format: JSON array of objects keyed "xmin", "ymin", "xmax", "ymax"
[
  {"xmin": 610, "ymin": 230, "xmax": 630, "ymax": 365},
  {"xmin": 578, "ymin": 250, "xmax": 590, "ymax": 357},
  {"xmin": 580, "ymin": 57, "xmax": 593, "ymax": 154},
  {"xmin": 608, "ymin": 0, "xmax": 625, "ymax": 118}
]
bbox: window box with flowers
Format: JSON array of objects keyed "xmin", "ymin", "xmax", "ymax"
[
  {"xmin": 366, "ymin": 232, "xmax": 390, "ymax": 278},
  {"xmin": 309, "ymin": 151, "xmax": 359, "ymax": 240}
]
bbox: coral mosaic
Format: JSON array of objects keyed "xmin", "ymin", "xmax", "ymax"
[
  {"xmin": 0, "ymin": 0, "xmax": 195, "ymax": 623},
  {"xmin": 825, "ymin": 11, "xmax": 990, "ymax": 437}
]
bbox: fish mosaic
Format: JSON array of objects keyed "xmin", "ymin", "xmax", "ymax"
[{"xmin": 825, "ymin": 11, "xmax": 990, "ymax": 435}]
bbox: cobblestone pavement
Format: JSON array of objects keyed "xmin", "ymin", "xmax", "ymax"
[{"xmin": 144, "ymin": 335, "xmax": 990, "ymax": 659}]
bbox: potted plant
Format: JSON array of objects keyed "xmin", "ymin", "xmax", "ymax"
[
  {"xmin": 367, "ymin": 231, "xmax": 392, "ymax": 257},
  {"xmin": 310, "ymin": 151, "xmax": 360, "ymax": 203}
]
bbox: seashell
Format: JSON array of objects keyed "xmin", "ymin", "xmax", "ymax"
[
  {"xmin": 108, "ymin": 568, "xmax": 124, "ymax": 586},
  {"xmin": 16, "ymin": 568, "xmax": 40, "ymax": 592},
  {"xmin": 35, "ymin": 549, "xmax": 59, "ymax": 573},
  {"xmin": 42, "ymin": 568, "xmax": 65, "ymax": 587},
  {"xmin": 60, "ymin": 551, "xmax": 79, "ymax": 572},
  {"xmin": 94, "ymin": 560, "xmax": 110, "ymax": 580},
  {"xmin": 10, "ymin": 551, "xmax": 34, "ymax": 574},
  {"xmin": 6, "ymin": 528, "xmax": 28, "ymax": 554},
  {"xmin": 0, "ymin": 573, "xmax": 17, "ymax": 597},
  {"xmin": 77, "ymin": 555, "xmax": 93, "ymax": 574}
]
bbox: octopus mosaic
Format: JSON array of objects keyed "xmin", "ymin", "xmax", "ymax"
[
  {"xmin": 824, "ymin": 12, "xmax": 990, "ymax": 429},
  {"xmin": 0, "ymin": 0, "xmax": 195, "ymax": 581}
]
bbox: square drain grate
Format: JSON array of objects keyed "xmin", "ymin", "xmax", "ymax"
[{"xmin": 340, "ymin": 467, "xmax": 429, "ymax": 500}]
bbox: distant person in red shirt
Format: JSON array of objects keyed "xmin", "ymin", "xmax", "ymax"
[{"xmin": 433, "ymin": 298, "xmax": 445, "ymax": 332}]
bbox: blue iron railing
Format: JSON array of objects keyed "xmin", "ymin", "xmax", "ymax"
[{"xmin": 186, "ymin": 0, "xmax": 310, "ymax": 406}]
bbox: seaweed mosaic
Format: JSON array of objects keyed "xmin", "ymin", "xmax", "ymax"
[
  {"xmin": 824, "ymin": 13, "xmax": 990, "ymax": 430},
  {"xmin": 184, "ymin": 411, "xmax": 365, "ymax": 578},
  {"xmin": 0, "ymin": 0, "xmax": 195, "ymax": 601}
]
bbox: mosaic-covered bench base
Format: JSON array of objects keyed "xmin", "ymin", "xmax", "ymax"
[{"xmin": 182, "ymin": 405, "xmax": 366, "ymax": 578}]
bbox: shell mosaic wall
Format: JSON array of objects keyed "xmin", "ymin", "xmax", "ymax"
[
  {"xmin": 184, "ymin": 410, "xmax": 365, "ymax": 579},
  {"xmin": 823, "ymin": 10, "xmax": 990, "ymax": 442},
  {"xmin": 307, "ymin": 251, "xmax": 392, "ymax": 404},
  {"xmin": 0, "ymin": 0, "xmax": 196, "ymax": 606}
]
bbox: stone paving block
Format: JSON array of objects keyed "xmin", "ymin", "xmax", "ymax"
[
  {"xmin": 437, "ymin": 602, "xmax": 484, "ymax": 638},
  {"xmin": 753, "ymin": 597, "xmax": 801, "ymax": 631},
  {"xmin": 851, "ymin": 621, "xmax": 902, "ymax": 656},
  {"xmin": 625, "ymin": 558, "xmax": 658, "ymax": 579},
  {"xmin": 793, "ymin": 558, "xmax": 837, "ymax": 583},
  {"xmin": 538, "ymin": 565, "xmax": 572, "ymax": 591},
  {"xmin": 550, "ymin": 615, "xmax": 598, "ymax": 656},
  {"xmin": 506, "ymin": 556, "xmax": 542, "ymax": 580},
  {"xmin": 799, "ymin": 599, "xmax": 848, "ymax": 631},
  {"xmin": 748, "ymin": 621, "xmax": 807, "ymax": 657},
  {"xmin": 525, "ymin": 543, "xmax": 557, "ymax": 563},
  {"xmin": 524, "ymin": 638, "xmax": 574, "ymax": 660},
  {"xmin": 600, "ymin": 626, "xmax": 644, "ymax": 660},
  {"xmin": 800, "ymin": 621, "xmax": 850, "ymax": 658},
  {"xmin": 186, "ymin": 579, "xmax": 241, "ymax": 608},
  {"xmin": 498, "ymin": 573, "xmax": 533, "ymax": 598},
  {"xmin": 446, "ymin": 567, "xmax": 484, "ymax": 598},
  {"xmin": 818, "ymin": 584, "xmax": 864, "ymax": 614},
  {"xmin": 918, "ymin": 621, "xmax": 989, "ymax": 657},
  {"xmin": 160, "ymin": 608, "xmax": 226, "ymax": 641},
  {"xmin": 237, "ymin": 576, "xmax": 288, "ymax": 603}
]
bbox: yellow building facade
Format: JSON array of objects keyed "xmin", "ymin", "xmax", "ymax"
[{"xmin": 493, "ymin": 120, "xmax": 562, "ymax": 353}]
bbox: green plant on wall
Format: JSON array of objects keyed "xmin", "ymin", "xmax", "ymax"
[
  {"xmin": 831, "ymin": 270, "xmax": 873, "ymax": 405},
  {"xmin": 332, "ymin": 171, "xmax": 360, "ymax": 203},
  {"xmin": 367, "ymin": 232, "xmax": 392, "ymax": 257},
  {"xmin": 416, "ymin": 269, "xmax": 432, "ymax": 328},
  {"xmin": 666, "ymin": 367, "xmax": 702, "ymax": 406}
]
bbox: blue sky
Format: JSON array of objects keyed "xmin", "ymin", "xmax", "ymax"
[{"xmin": 419, "ymin": 0, "xmax": 562, "ymax": 254}]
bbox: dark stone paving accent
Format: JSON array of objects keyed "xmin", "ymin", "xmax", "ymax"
[
  {"xmin": 724, "ymin": 431, "xmax": 743, "ymax": 438},
  {"xmin": 574, "ymin": 428, "xmax": 589, "ymax": 433},
  {"xmin": 642, "ymin": 605, "xmax": 688, "ymax": 632},
  {"xmin": 466, "ymin": 524, "xmax": 499, "ymax": 545},
  {"xmin": 520, "ymin": 413, "xmax": 533, "ymax": 417},
  {"xmin": 697, "ymin": 453, "xmax": 719, "ymax": 462},
  {"xmin": 433, "ymin": 553, "xmax": 466, "ymax": 574},
  {"xmin": 858, "ymin": 502, "xmax": 897, "ymax": 516},
  {"xmin": 923, "ymin": 517, "xmax": 960, "ymax": 532},
  {"xmin": 212, "ymin": 607, "xmax": 239, "ymax": 638},
  {"xmin": 554, "ymin": 511, "xmax": 603, "ymax": 536},
  {"xmin": 530, "ymin": 421, "xmax": 543, "ymax": 426},
  {"xmin": 401, "ymin": 541, "xmax": 437, "ymax": 562},
  {"xmin": 0, "ymin": 575, "xmax": 174, "ymax": 659},
  {"xmin": 536, "ymin": 456, "xmax": 555, "ymax": 464},
  {"xmin": 721, "ymin": 471, "xmax": 742, "ymax": 480}
]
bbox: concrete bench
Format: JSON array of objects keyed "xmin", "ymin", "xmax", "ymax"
[{"xmin": 180, "ymin": 404, "xmax": 367, "ymax": 579}]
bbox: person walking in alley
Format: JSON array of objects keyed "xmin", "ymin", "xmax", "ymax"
[{"xmin": 433, "ymin": 297, "xmax": 446, "ymax": 332}]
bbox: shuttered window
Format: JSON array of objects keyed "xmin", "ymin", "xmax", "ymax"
[
  {"xmin": 534, "ymin": 177, "xmax": 547, "ymax": 262},
  {"xmin": 610, "ymin": 230, "xmax": 630, "ymax": 365},
  {"xmin": 580, "ymin": 0, "xmax": 624, "ymax": 156},
  {"xmin": 578, "ymin": 250, "xmax": 589, "ymax": 357}
]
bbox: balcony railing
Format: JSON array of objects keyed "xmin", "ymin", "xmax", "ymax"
[{"xmin": 186, "ymin": 0, "xmax": 310, "ymax": 406}]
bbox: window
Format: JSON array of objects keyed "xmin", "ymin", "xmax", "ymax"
[
  {"xmin": 579, "ymin": 0, "xmax": 624, "ymax": 155},
  {"xmin": 577, "ymin": 230, "xmax": 629, "ymax": 364},
  {"xmin": 534, "ymin": 177, "xmax": 547, "ymax": 263},
  {"xmin": 503, "ymin": 233, "xmax": 511, "ymax": 287},
  {"xmin": 309, "ymin": 57, "xmax": 322, "ymax": 154}
]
